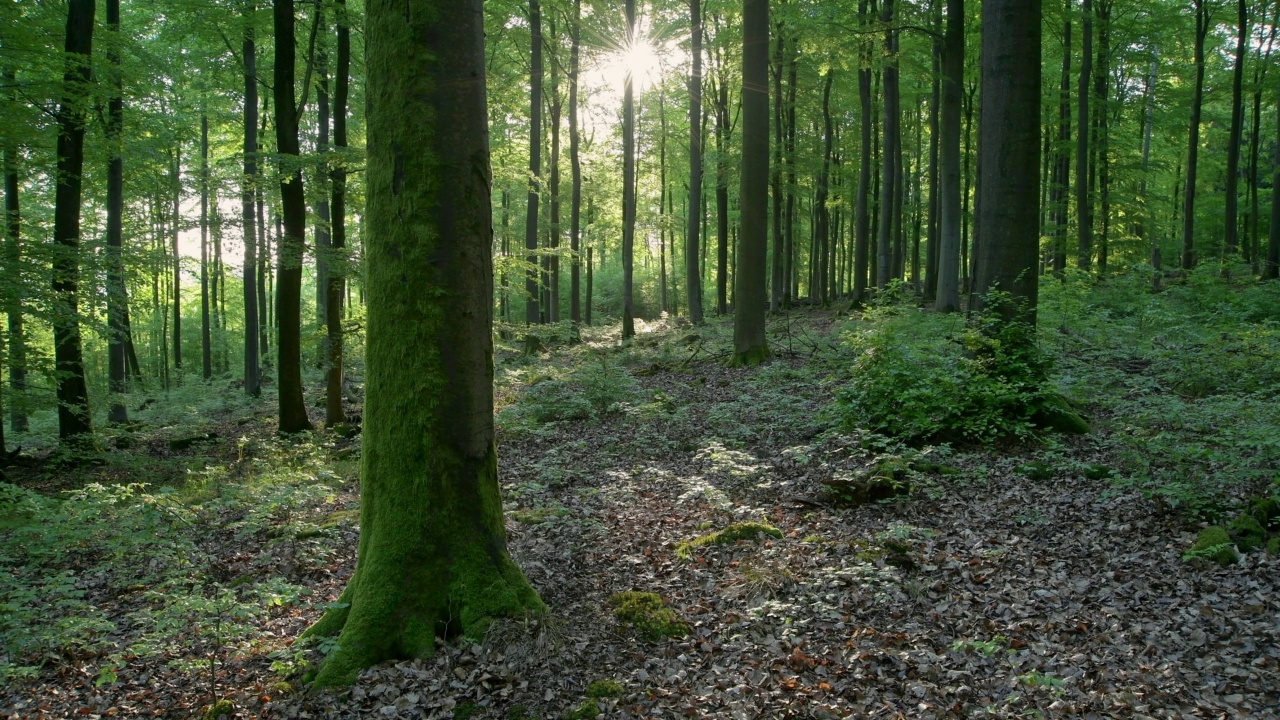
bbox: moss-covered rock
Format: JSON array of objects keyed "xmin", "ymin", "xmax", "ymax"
[
  {"xmin": 676, "ymin": 521, "xmax": 782, "ymax": 558},
  {"xmin": 202, "ymin": 699, "xmax": 233, "ymax": 720},
  {"xmin": 1267, "ymin": 537, "xmax": 1280, "ymax": 556},
  {"xmin": 1185, "ymin": 526, "xmax": 1238, "ymax": 566},
  {"xmin": 563, "ymin": 700, "xmax": 600, "ymax": 720},
  {"xmin": 1018, "ymin": 460, "xmax": 1055, "ymax": 481},
  {"xmin": 1081, "ymin": 463, "xmax": 1114, "ymax": 480},
  {"xmin": 586, "ymin": 679, "xmax": 623, "ymax": 699},
  {"xmin": 608, "ymin": 591, "xmax": 688, "ymax": 640},
  {"xmin": 1247, "ymin": 497, "xmax": 1279, "ymax": 527},
  {"xmin": 1031, "ymin": 393, "xmax": 1090, "ymax": 434},
  {"xmin": 1228, "ymin": 513, "xmax": 1268, "ymax": 551},
  {"xmin": 822, "ymin": 459, "xmax": 914, "ymax": 507}
]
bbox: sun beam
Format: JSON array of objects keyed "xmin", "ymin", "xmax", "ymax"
[{"xmin": 600, "ymin": 35, "xmax": 662, "ymax": 95}]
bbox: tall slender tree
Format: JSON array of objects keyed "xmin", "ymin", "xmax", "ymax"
[
  {"xmin": 3, "ymin": 67, "xmax": 26, "ymax": 434},
  {"xmin": 731, "ymin": 0, "xmax": 771, "ymax": 365},
  {"xmin": 525, "ymin": 0, "xmax": 543, "ymax": 325},
  {"xmin": 1182, "ymin": 0, "xmax": 1210, "ymax": 270},
  {"xmin": 242, "ymin": 0, "xmax": 261, "ymax": 398},
  {"xmin": 935, "ymin": 0, "xmax": 963, "ymax": 311},
  {"xmin": 770, "ymin": 26, "xmax": 785, "ymax": 312},
  {"xmin": 621, "ymin": 0, "xmax": 637, "ymax": 338},
  {"xmin": 569, "ymin": 0, "xmax": 583, "ymax": 325},
  {"xmin": 200, "ymin": 113, "xmax": 214, "ymax": 381},
  {"xmin": 51, "ymin": 0, "xmax": 95, "ymax": 440},
  {"xmin": 106, "ymin": 0, "xmax": 128, "ymax": 422},
  {"xmin": 853, "ymin": 0, "xmax": 872, "ymax": 304},
  {"xmin": 1075, "ymin": 0, "xmax": 1092, "ymax": 270},
  {"xmin": 876, "ymin": 0, "xmax": 900, "ymax": 289},
  {"xmin": 325, "ymin": 0, "xmax": 350, "ymax": 427},
  {"xmin": 304, "ymin": 0, "xmax": 542, "ymax": 686},
  {"xmin": 1223, "ymin": 0, "xmax": 1247, "ymax": 258},
  {"xmin": 686, "ymin": 0, "xmax": 705, "ymax": 324},
  {"xmin": 274, "ymin": 0, "xmax": 314, "ymax": 433}
]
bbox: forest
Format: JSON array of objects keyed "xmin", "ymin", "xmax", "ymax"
[{"xmin": 1, "ymin": 0, "xmax": 1279, "ymax": 716}]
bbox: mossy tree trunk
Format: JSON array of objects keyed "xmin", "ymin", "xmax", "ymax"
[{"xmin": 305, "ymin": 0, "xmax": 543, "ymax": 686}]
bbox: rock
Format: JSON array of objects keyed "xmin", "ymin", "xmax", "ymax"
[
  {"xmin": 1031, "ymin": 393, "xmax": 1090, "ymax": 434},
  {"xmin": 1185, "ymin": 526, "xmax": 1238, "ymax": 566},
  {"xmin": 1247, "ymin": 497, "xmax": 1279, "ymax": 527}
]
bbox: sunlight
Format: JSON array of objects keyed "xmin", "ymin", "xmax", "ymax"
[{"xmin": 599, "ymin": 35, "xmax": 662, "ymax": 95}]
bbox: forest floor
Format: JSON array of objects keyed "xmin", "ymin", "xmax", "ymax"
[{"xmin": 2, "ymin": 284, "xmax": 1279, "ymax": 719}]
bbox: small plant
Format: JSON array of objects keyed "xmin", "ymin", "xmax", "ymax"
[
  {"xmin": 1018, "ymin": 670, "xmax": 1065, "ymax": 689},
  {"xmin": 586, "ymin": 679, "xmax": 623, "ymax": 698},
  {"xmin": 951, "ymin": 635, "xmax": 1010, "ymax": 657},
  {"xmin": 1183, "ymin": 526, "xmax": 1238, "ymax": 566},
  {"xmin": 607, "ymin": 591, "xmax": 688, "ymax": 640},
  {"xmin": 675, "ymin": 521, "xmax": 783, "ymax": 558}
]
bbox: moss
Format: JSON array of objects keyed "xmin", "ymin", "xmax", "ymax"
[
  {"xmin": 1082, "ymin": 463, "xmax": 1114, "ymax": 480},
  {"xmin": 1228, "ymin": 513, "xmax": 1267, "ymax": 551},
  {"xmin": 1185, "ymin": 526, "xmax": 1238, "ymax": 566},
  {"xmin": 912, "ymin": 461, "xmax": 959, "ymax": 476},
  {"xmin": 1018, "ymin": 461, "xmax": 1055, "ymax": 481},
  {"xmin": 676, "ymin": 521, "xmax": 783, "ymax": 558},
  {"xmin": 271, "ymin": 681, "xmax": 294, "ymax": 695},
  {"xmin": 727, "ymin": 344, "xmax": 773, "ymax": 367},
  {"xmin": 586, "ymin": 679, "xmax": 623, "ymax": 698},
  {"xmin": 1268, "ymin": 537, "xmax": 1280, "ymax": 556},
  {"xmin": 1031, "ymin": 393, "xmax": 1090, "ymax": 434},
  {"xmin": 202, "ymin": 699, "xmax": 233, "ymax": 720},
  {"xmin": 1247, "ymin": 497, "xmax": 1279, "ymax": 526},
  {"xmin": 563, "ymin": 700, "xmax": 600, "ymax": 720},
  {"xmin": 453, "ymin": 703, "xmax": 481, "ymax": 720},
  {"xmin": 608, "ymin": 591, "xmax": 688, "ymax": 640},
  {"xmin": 510, "ymin": 506, "xmax": 570, "ymax": 524}
]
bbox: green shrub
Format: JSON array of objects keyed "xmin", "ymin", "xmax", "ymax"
[{"xmin": 836, "ymin": 294, "xmax": 1080, "ymax": 444}]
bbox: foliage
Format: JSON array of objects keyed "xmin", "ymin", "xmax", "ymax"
[
  {"xmin": 1183, "ymin": 526, "xmax": 1238, "ymax": 566},
  {"xmin": 498, "ymin": 357, "xmax": 642, "ymax": 430},
  {"xmin": 835, "ymin": 294, "xmax": 1072, "ymax": 445}
]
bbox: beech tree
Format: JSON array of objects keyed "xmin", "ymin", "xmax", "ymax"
[
  {"xmin": 972, "ymin": 0, "xmax": 1041, "ymax": 320},
  {"xmin": 304, "ymin": 0, "xmax": 542, "ymax": 685},
  {"xmin": 730, "ymin": 0, "xmax": 771, "ymax": 365}
]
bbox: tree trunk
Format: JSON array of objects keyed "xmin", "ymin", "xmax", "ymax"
[
  {"xmin": 171, "ymin": 150, "xmax": 182, "ymax": 380},
  {"xmin": 201, "ymin": 113, "xmax": 214, "ymax": 381},
  {"xmin": 1248, "ymin": 3, "xmax": 1278, "ymax": 274},
  {"xmin": 242, "ymin": 1, "xmax": 261, "ymax": 398},
  {"xmin": 1075, "ymin": 0, "xmax": 1092, "ymax": 270},
  {"xmin": 621, "ymin": 0, "xmax": 637, "ymax": 338},
  {"xmin": 814, "ymin": 68, "xmax": 834, "ymax": 304},
  {"xmin": 52, "ymin": 0, "xmax": 96, "ymax": 440},
  {"xmin": 1268, "ymin": 91, "xmax": 1280, "ymax": 279},
  {"xmin": 547, "ymin": 17, "xmax": 562, "ymax": 324},
  {"xmin": 659, "ymin": 89, "xmax": 669, "ymax": 314},
  {"xmin": 731, "ymin": 0, "xmax": 772, "ymax": 365},
  {"xmin": 315, "ymin": 35, "xmax": 332, "ymax": 326},
  {"xmin": 770, "ymin": 26, "xmax": 785, "ymax": 312},
  {"xmin": 784, "ymin": 37, "xmax": 798, "ymax": 304},
  {"xmin": 973, "ymin": 0, "xmax": 1041, "ymax": 322},
  {"xmin": 853, "ymin": 0, "xmax": 872, "ymax": 304},
  {"xmin": 1182, "ymin": 0, "xmax": 1209, "ymax": 270},
  {"xmin": 1224, "ymin": 0, "xmax": 1247, "ymax": 258},
  {"xmin": 258, "ymin": 91, "xmax": 271, "ymax": 364},
  {"xmin": 305, "ymin": 0, "xmax": 543, "ymax": 685},
  {"xmin": 1051, "ymin": 3, "xmax": 1070, "ymax": 276},
  {"xmin": 525, "ymin": 0, "xmax": 543, "ymax": 324},
  {"xmin": 106, "ymin": 0, "xmax": 129, "ymax": 422},
  {"xmin": 569, "ymin": 0, "xmax": 583, "ymax": 325},
  {"xmin": 3, "ymin": 69, "xmax": 27, "ymax": 434},
  {"xmin": 924, "ymin": 0, "xmax": 941, "ymax": 304},
  {"xmin": 876, "ymin": 0, "xmax": 899, "ymax": 289},
  {"xmin": 1094, "ymin": 0, "xmax": 1111, "ymax": 273},
  {"xmin": 686, "ymin": 0, "xmax": 705, "ymax": 324},
  {"xmin": 713, "ymin": 28, "xmax": 730, "ymax": 316},
  {"xmin": 326, "ymin": 0, "xmax": 350, "ymax": 427},
  {"xmin": 274, "ymin": 0, "xmax": 314, "ymax": 434},
  {"xmin": 935, "ymin": 0, "xmax": 963, "ymax": 311}
]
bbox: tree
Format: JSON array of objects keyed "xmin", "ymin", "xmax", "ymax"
[
  {"xmin": 770, "ymin": 24, "xmax": 785, "ymax": 312},
  {"xmin": 621, "ymin": 0, "xmax": 637, "ymax": 339},
  {"xmin": 1268, "ymin": 92, "xmax": 1280, "ymax": 280},
  {"xmin": 934, "ymin": 0, "xmax": 963, "ymax": 312},
  {"xmin": 201, "ymin": 113, "xmax": 214, "ymax": 381},
  {"xmin": 326, "ymin": 0, "xmax": 350, "ymax": 427},
  {"xmin": 1075, "ymin": 0, "xmax": 1092, "ymax": 270},
  {"xmin": 304, "ymin": 0, "xmax": 543, "ymax": 685},
  {"xmin": 52, "ymin": 0, "xmax": 95, "ymax": 440},
  {"xmin": 876, "ymin": 0, "xmax": 901, "ymax": 289},
  {"xmin": 274, "ymin": 0, "xmax": 314, "ymax": 434},
  {"xmin": 525, "ymin": 0, "xmax": 543, "ymax": 325},
  {"xmin": 1223, "ymin": 0, "xmax": 1246, "ymax": 259},
  {"xmin": 852, "ymin": 0, "xmax": 872, "ymax": 304},
  {"xmin": 3, "ymin": 67, "xmax": 26, "ymax": 435},
  {"xmin": 569, "ymin": 0, "xmax": 583, "ymax": 325},
  {"xmin": 242, "ymin": 0, "xmax": 261, "ymax": 398},
  {"xmin": 1181, "ymin": 0, "xmax": 1209, "ymax": 270},
  {"xmin": 731, "ymin": 0, "xmax": 771, "ymax": 365},
  {"xmin": 686, "ymin": 0, "xmax": 706, "ymax": 325},
  {"xmin": 105, "ymin": 0, "xmax": 129, "ymax": 423},
  {"xmin": 972, "ymin": 0, "xmax": 1040, "ymax": 321}
]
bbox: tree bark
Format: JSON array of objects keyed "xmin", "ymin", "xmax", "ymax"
[
  {"xmin": 3, "ymin": 68, "xmax": 27, "ymax": 434},
  {"xmin": 1268, "ymin": 91, "xmax": 1280, "ymax": 279},
  {"xmin": 52, "ymin": 0, "xmax": 96, "ymax": 440},
  {"xmin": 813, "ymin": 68, "xmax": 834, "ymax": 304},
  {"xmin": 973, "ymin": 0, "xmax": 1041, "ymax": 321},
  {"xmin": 924, "ymin": 0, "xmax": 941, "ymax": 304},
  {"xmin": 731, "ymin": 0, "xmax": 772, "ymax": 365},
  {"xmin": 171, "ymin": 150, "xmax": 182, "ymax": 380},
  {"xmin": 201, "ymin": 113, "xmax": 214, "ymax": 381},
  {"xmin": 274, "ymin": 0, "xmax": 314, "ymax": 434},
  {"xmin": 712, "ymin": 20, "xmax": 730, "ymax": 316},
  {"xmin": 547, "ymin": 16, "xmax": 562, "ymax": 324},
  {"xmin": 853, "ymin": 0, "xmax": 872, "ymax": 304},
  {"xmin": 770, "ymin": 26, "xmax": 785, "ymax": 312},
  {"xmin": 315, "ymin": 32, "xmax": 332, "ymax": 326},
  {"xmin": 305, "ymin": 0, "xmax": 542, "ymax": 685},
  {"xmin": 876, "ymin": 0, "xmax": 899, "ymax": 290}
]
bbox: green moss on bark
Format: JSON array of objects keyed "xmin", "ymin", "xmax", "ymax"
[
  {"xmin": 676, "ymin": 521, "xmax": 783, "ymax": 558},
  {"xmin": 727, "ymin": 344, "xmax": 773, "ymax": 367}
]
